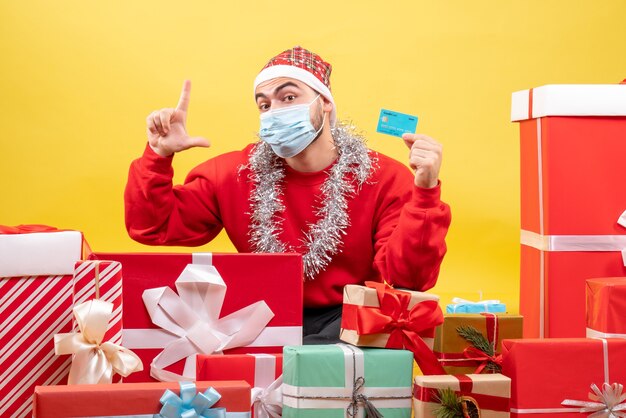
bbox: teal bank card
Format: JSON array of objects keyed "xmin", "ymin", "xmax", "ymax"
[{"xmin": 376, "ymin": 109, "xmax": 418, "ymax": 137}]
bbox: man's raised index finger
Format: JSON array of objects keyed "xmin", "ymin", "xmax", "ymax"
[{"xmin": 176, "ymin": 79, "xmax": 192, "ymax": 111}]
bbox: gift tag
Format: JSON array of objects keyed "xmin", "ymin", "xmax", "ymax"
[{"xmin": 376, "ymin": 109, "xmax": 418, "ymax": 137}]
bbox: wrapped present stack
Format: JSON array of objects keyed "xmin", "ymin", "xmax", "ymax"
[
  {"xmin": 1, "ymin": 225, "xmax": 308, "ymax": 417},
  {"xmin": 0, "ymin": 226, "xmax": 144, "ymax": 417},
  {"xmin": 3, "ymin": 81, "xmax": 626, "ymax": 418},
  {"xmin": 0, "ymin": 224, "xmax": 515, "ymax": 418},
  {"xmin": 500, "ymin": 82, "xmax": 626, "ymax": 417},
  {"xmin": 511, "ymin": 83, "xmax": 626, "ymax": 338},
  {"xmin": 0, "ymin": 226, "xmax": 132, "ymax": 417}
]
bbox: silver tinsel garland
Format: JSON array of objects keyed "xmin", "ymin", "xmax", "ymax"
[{"xmin": 240, "ymin": 121, "xmax": 377, "ymax": 280}]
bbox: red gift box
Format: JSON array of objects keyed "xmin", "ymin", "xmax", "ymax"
[
  {"xmin": 501, "ymin": 338, "xmax": 626, "ymax": 418},
  {"xmin": 0, "ymin": 229, "xmax": 123, "ymax": 418},
  {"xmin": 91, "ymin": 252, "xmax": 303, "ymax": 382},
  {"xmin": 511, "ymin": 84, "xmax": 626, "ymax": 338},
  {"xmin": 586, "ymin": 277, "xmax": 626, "ymax": 338},
  {"xmin": 32, "ymin": 380, "xmax": 250, "ymax": 417},
  {"xmin": 197, "ymin": 353, "xmax": 283, "ymax": 418}
]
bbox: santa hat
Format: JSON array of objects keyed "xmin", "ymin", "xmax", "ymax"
[{"xmin": 254, "ymin": 46, "xmax": 337, "ymax": 126}]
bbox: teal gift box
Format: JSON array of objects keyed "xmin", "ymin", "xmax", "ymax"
[
  {"xmin": 446, "ymin": 297, "xmax": 506, "ymax": 314},
  {"xmin": 282, "ymin": 344, "xmax": 413, "ymax": 418}
]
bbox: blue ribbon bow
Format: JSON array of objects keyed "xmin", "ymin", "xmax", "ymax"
[{"xmin": 159, "ymin": 382, "xmax": 227, "ymax": 418}]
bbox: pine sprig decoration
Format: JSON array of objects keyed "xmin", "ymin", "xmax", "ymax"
[
  {"xmin": 434, "ymin": 388, "xmax": 464, "ymax": 418},
  {"xmin": 456, "ymin": 326, "xmax": 493, "ymax": 356},
  {"xmin": 456, "ymin": 325, "xmax": 501, "ymax": 373}
]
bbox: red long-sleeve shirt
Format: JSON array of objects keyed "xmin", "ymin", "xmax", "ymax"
[{"xmin": 124, "ymin": 143, "xmax": 451, "ymax": 307}]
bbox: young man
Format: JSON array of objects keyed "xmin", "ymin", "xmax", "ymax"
[{"xmin": 125, "ymin": 46, "xmax": 451, "ymax": 343}]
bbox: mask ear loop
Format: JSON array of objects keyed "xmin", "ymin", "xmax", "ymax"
[
  {"xmin": 313, "ymin": 93, "xmax": 328, "ymax": 136},
  {"xmin": 314, "ymin": 111, "xmax": 326, "ymax": 136}
]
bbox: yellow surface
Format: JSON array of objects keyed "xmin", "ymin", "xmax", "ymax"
[{"xmin": 2, "ymin": 1, "xmax": 625, "ymax": 314}]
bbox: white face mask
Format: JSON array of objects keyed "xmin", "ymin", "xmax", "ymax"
[{"xmin": 258, "ymin": 95, "xmax": 325, "ymax": 158}]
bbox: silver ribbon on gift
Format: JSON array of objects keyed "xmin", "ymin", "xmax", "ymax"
[
  {"xmin": 250, "ymin": 354, "xmax": 283, "ymax": 418},
  {"xmin": 521, "ymin": 210, "xmax": 626, "ymax": 338},
  {"xmin": 510, "ymin": 338, "xmax": 622, "ymax": 415},
  {"xmin": 562, "ymin": 383, "xmax": 626, "ymax": 418},
  {"xmin": 252, "ymin": 375, "xmax": 283, "ymax": 418}
]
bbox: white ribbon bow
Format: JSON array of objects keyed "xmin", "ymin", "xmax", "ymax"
[
  {"xmin": 562, "ymin": 383, "xmax": 626, "ymax": 418},
  {"xmin": 54, "ymin": 299, "xmax": 143, "ymax": 384},
  {"xmin": 142, "ymin": 263, "xmax": 275, "ymax": 381},
  {"xmin": 252, "ymin": 375, "xmax": 283, "ymax": 418}
]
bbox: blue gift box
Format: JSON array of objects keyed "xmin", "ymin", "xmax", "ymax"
[{"xmin": 446, "ymin": 298, "xmax": 506, "ymax": 314}]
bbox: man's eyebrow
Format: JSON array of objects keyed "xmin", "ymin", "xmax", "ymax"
[{"xmin": 255, "ymin": 81, "xmax": 301, "ymax": 101}]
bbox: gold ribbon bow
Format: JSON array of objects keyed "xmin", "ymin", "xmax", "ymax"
[
  {"xmin": 54, "ymin": 299, "xmax": 143, "ymax": 384},
  {"xmin": 562, "ymin": 383, "xmax": 626, "ymax": 418}
]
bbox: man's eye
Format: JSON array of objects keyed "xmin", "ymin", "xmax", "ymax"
[
  {"xmin": 284, "ymin": 95, "xmax": 296, "ymax": 102},
  {"xmin": 259, "ymin": 103, "xmax": 269, "ymax": 111}
]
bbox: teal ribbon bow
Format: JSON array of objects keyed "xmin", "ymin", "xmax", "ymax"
[{"xmin": 159, "ymin": 382, "xmax": 227, "ymax": 418}]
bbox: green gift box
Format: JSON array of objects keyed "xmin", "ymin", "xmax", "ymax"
[{"xmin": 282, "ymin": 344, "xmax": 413, "ymax": 418}]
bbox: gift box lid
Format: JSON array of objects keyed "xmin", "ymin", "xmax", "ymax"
[
  {"xmin": 0, "ymin": 229, "xmax": 83, "ymax": 277},
  {"xmin": 511, "ymin": 83, "xmax": 626, "ymax": 121}
]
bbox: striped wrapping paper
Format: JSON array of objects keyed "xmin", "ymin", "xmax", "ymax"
[
  {"xmin": 0, "ymin": 260, "xmax": 122, "ymax": 418},
  {"xmin": 72, "ymin": 261, "xmax": 123, "ymax": 346}
]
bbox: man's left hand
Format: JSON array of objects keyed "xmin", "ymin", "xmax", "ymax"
[{"xmin": 402, "ymin": 133, "xmax": 442, "ymax": 189}]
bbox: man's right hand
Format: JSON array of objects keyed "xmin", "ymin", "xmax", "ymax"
[{"xmin": 146, "ymin": 80, "xmax": 211, "ymax": 157}]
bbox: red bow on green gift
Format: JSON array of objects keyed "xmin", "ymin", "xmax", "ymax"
[{"xmin": 344, "ymin": 281, "xmax": 445, "ymax": 375}]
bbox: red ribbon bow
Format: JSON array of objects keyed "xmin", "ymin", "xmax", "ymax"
[
  {"xmin": 462, "ymin": 347, "xmax": 503, "ymax": 374},
  {"xmin": 342, "ymin": 281, "xmax": 445, "ymax": 375},
  {"xmin": 464, "ymin": 312, "xmax": 501, "ymax": 374}
]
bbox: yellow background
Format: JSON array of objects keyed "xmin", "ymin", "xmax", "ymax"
[{"xmin": 2, "ymin": 1, "xmax": 625, "ymax": 313}]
